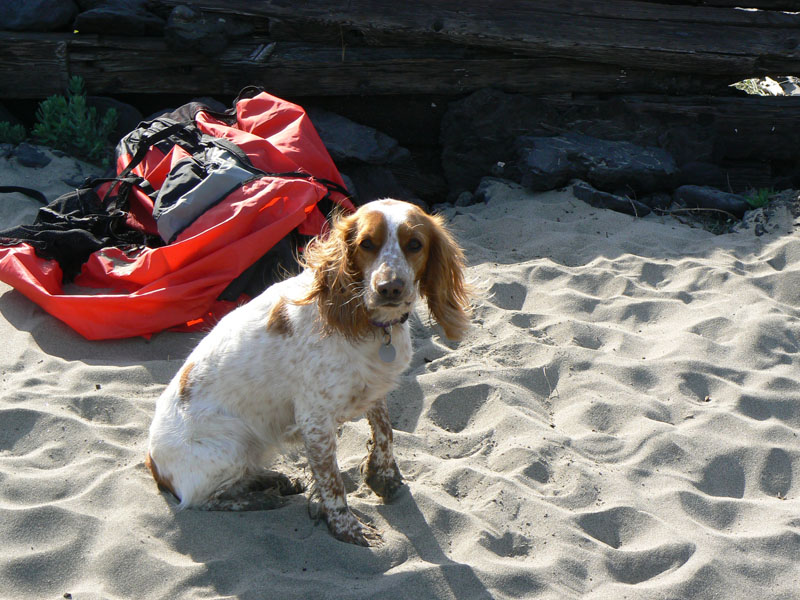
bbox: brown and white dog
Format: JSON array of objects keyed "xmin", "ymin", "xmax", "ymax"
[{"xmin": 146, "ymin": 199, "xmax": 471, "ymax": 545}]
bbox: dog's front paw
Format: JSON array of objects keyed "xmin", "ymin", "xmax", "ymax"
[
  {"xmin": 361, "ymin": 457, "xmax": 404, "ymax": 501},
  {"xmin": 324, "ymin": 507, "xmax": 383, "ymax": 547}
]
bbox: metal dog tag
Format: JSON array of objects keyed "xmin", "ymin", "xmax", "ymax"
[{"xmin": 379, "ymin": 341, "xmax": 397, "ymax": 363}]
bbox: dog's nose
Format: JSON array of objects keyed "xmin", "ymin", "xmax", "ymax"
[{"xmin": 377, "ymin": 278, "xmax": 405, "ymax": 300}]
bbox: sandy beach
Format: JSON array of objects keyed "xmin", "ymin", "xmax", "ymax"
[{"xmin": 1, "ymin": 168, "xmax": 799, "ymax": 599}]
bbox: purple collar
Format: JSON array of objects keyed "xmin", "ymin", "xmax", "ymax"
[{"xmin": 369, "ymin": 312, "xmax": 410, "ymax": 329}]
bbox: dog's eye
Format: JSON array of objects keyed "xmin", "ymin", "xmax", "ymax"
[
  {"xmin": 359, "ymin": 238, "xmax": 376, "ymax": 251},
  {"xmin": 406, "ymin": 238, "xmax": 423, "ymax": 253}
]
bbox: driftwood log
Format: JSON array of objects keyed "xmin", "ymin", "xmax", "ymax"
[
  {"xmin": 0, "ymin": 32, "xmax": 739, "ymax": 99},
  {"xmin": 157, "ymin": 0, "xmax": 800, "ymax": 75},
  {"xmin": 2, "ymin": 1, "xmax": 800, "ymax": 98}
]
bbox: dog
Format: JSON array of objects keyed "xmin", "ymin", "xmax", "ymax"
[{"xmin": 146, "ymin": 199, "xmax": 471, "ymax": 545}]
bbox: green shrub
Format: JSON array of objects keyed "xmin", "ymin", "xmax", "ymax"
[
  {"xmin": 32, "ymin": 76, "xmax": 118, "ymax": 166},
  {"xmin": 0, "ymin": 121, "xmax": 27, "ymax": 145},
  {"xmin": 745, "ymin": 188, "xmax": 773, "ymax": 209}
]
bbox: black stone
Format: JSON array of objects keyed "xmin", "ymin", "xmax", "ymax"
[
  {"xmin": 307, "ymin": 107, "xmax": 410, "ymax": 166},
  {"xmin": 14, "ymin": 143, "xmax": 51, "ymax": 168},
  {"xmin": 640, "ymin": 192, "xmax": 673, "ymax": 212},
  {"xmin": 513, "ymin": 133, "xmax": 676, "ymax": 195},
  {"xmin": 572, "ymin": 181, "xmax": 651, "ymax": 217},
  {"xmin": 673, "ymin": 185, "xmax": 751, "ymax": 218}
]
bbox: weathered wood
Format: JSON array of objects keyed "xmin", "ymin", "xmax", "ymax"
[
  {"xmin": 157, "ymin": 0, "xmax": 800, "ymax": 75},
  {"xmin": 0, "ymin": 32, "xmax": 735, "ymax": 99},
  {"xmin": 633, "ymin": 1, "xmax": 799, "ymax": 9}
]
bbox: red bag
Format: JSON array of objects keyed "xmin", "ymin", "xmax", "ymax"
[{"xmin": 0, "ymin": 90, "xmax": 353, "ymax": 340}]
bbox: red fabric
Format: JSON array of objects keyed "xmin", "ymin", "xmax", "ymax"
[{"xmin": 0, "ymin": 92, "xmax": 353, "ymax": 340}]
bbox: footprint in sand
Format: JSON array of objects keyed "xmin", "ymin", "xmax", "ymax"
[
  {"xmin": 477, "ymin": 530, "xmax": 531, "ymax": 558},
  {"xmin": 678, "ymin": 491, "xmax": 740, "ymax": 530},
  {"xmin": 759, "ymin": 448, "xmax": 792, "ymax": 498},
  {"xmin": 575, "ymin": 506, "xmax": 695, "ymax": 584},
  {"xmin": 489, "ymin": 281, "xmax": 527, "ymax": 311},
  {"xmin": 428, "ymin": 384, "xmax": 490, "ymax": 433},
  {"xmin": 737, "ymin": 394, "xmax": 800, "ymax": 427},
  {"xmin": 692, "ymin": 453, "xmax": 746, "ymax": 499}
]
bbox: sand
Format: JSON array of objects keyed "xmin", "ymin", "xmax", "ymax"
[{"xmin": 1, "ymin": 168, "xmax": 799, "ymax": 599}]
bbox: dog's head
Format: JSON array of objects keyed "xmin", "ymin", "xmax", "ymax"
[{"xmin": 300, "ymin": 199, "xmax": 471, "ymax": 340}]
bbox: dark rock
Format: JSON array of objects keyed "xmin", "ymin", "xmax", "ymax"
[
  {"xmin": 640, "ymin": 192, "xmax": 672, "ymax": 212},
  {"xmin": 307, "ymin": 107, "xmax": 410, "ymax": 165},
  {"xmin": 455, "ymin": 191, "xmax": 475, "ymax": 207},
  {"xmin": 0, "ymin": 0, "xmax": 79, "ymax": 31},
  {"xmin": 473, "ymin": 177, "xmax": 527, "ymax": 204},
  {"xmin": 87, "ymin": 96, "xmax": 143, "ymax": 145},
  {"xmin": 572, "ymin": 181, "xmax": 651, "ymax": 217},
  {"xmin": 14, "ymin": 143, "xmax": 51, "ymax": 168},
  {"xmin": 674, "ymin": 185, "xmax": 751, "ymax": 218},
  {"xmin": 0, "ymin": 144, "xmax": 14, "ymax": 159},
  {"xmin": 509, "ymin": 138, "xmax": 573, "ymax": 191},
  {"xmin": 74, "ymin": 5, "xmax": 165, "ymax": 36},
  {"xmin": 513, "ymin": 133, "xmax": 676, "ymax": 195}
]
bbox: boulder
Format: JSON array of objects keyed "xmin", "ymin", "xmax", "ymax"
[
  {"xmin": 14, "ymin": 143, "xmax": 51, "ymax": 168},
  {"xmin": 512, "ymin": 133, "xmax": 677, "ymax": 195},
  {"xmin": 307, "ymin": 107, "xmax": 410, "ymax": 166}
]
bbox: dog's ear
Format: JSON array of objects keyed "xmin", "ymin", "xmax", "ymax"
[
  {"xmin": 418, "ymin": 214, "xmax": 471, "ymax": 341},
  {"xmin": 299, "ymin": 211, "xmax": 369, "ymax": 338}
]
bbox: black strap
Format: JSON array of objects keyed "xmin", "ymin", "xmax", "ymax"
[
  {"xmin": 117, "ymin": 120, "xmax": 194, "ymax": 180},
  {"xmin": 102, "ymin": 120, "xmax": 197, "ymax": 211},
  {"xmin": 0, "ymin": 186, "xmax": 48, "ymax": 205}
]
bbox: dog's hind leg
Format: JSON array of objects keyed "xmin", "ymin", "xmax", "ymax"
[
  {"xmin": 201, "ymin": 488, "xmax": 289, "ymax": 511},
  {"xmin": 361, "ymin": 397, "xmax": 404, "ymax": 501},
  {"xmin": 198, "ymin": 470, "xmax": 304, "ymax": 511}
]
